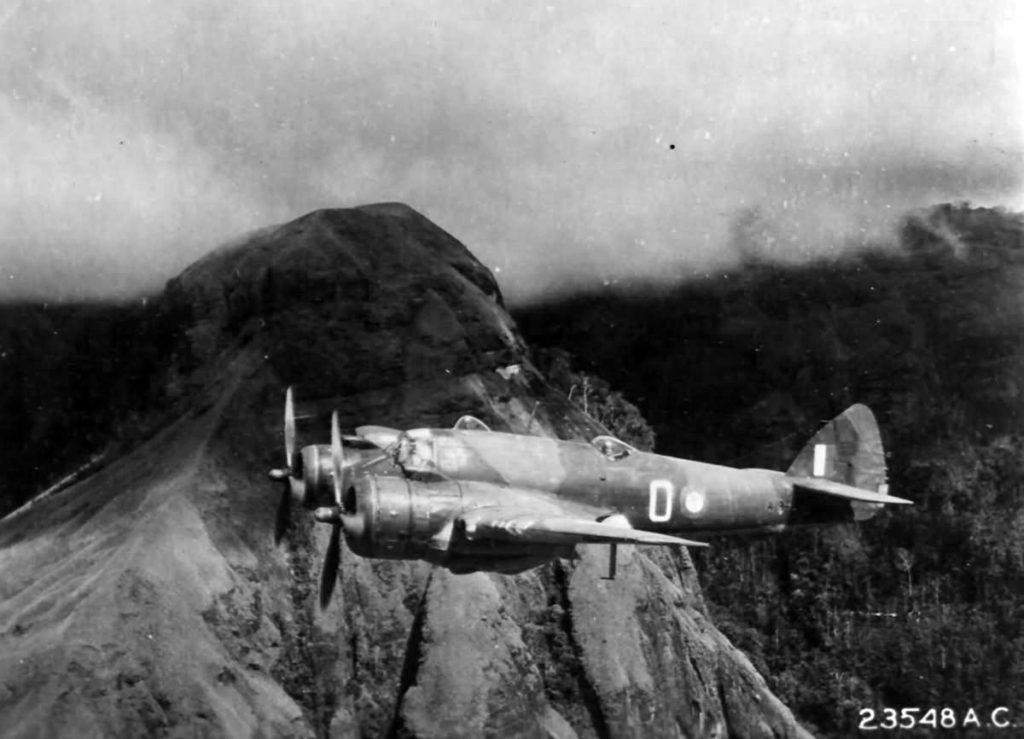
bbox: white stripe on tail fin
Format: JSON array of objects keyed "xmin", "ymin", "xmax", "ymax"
[
  {"xmin": 786, "ymin": 404, "xmax": 898, "ymax": 518},
  {"xmin": 813, "ymin": 443, "xmax": 828, "ymax": 476}
]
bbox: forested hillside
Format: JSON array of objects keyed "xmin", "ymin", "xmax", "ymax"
[
  {"xmin": 0, "ymin": 299, "xmax": 189, "ymax": 516},
  {"xmin": 516, "ymin": 203, "xmax": 1024, "ymax": 735}
]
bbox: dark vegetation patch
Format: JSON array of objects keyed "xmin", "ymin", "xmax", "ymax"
[
  {"xmin": 519, "ymin": 561, "xmax": 608, "ymax": 739},
  {"xmin": 0, "ymin": 296, "xmax": 192, "ymax": 516},
  {"xmin": 269, "ymin": 521, "xmax": 341, "ymax": 739}
]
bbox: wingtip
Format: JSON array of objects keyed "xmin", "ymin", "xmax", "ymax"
[
  {"xmin": 667, "ymin": 536, "xmax": 709, "ymax": 548},
  {"xmin": 634, "ymin": 530, "xmax": 710, "ymax": 548}
]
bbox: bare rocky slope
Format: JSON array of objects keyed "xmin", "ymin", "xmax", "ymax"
[{"xmin": 0, "ymin": 203, "xmax": 812, "ymax": 738}]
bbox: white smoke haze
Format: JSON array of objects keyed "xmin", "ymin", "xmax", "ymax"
[{"xmin": 0, "ymin": 0, "xmax": 1020, "ymax": 303}]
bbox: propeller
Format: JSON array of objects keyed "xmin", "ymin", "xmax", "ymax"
[
  {"xmin": 270, "ymin": 387, "xmax": 299, "ymax": 544},
  {"xmin": 266, "ymin": 388, "xmax": 357, "ymax": 609},
  {"xmin": 318, "ymin": 411, "xmax": 346, "ymax": 609}
]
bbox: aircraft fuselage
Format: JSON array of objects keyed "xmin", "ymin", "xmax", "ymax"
[{"xmin": 395, "ymin": 428, "xmax": 806, "ymax": 538}]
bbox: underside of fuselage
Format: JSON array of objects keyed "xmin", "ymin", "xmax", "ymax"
[
  {"xmin": 441, "ymin": 551, "xmax": 575, "ymax": 575},
  {"xmin": 365, "ymin": 533, "xmax": 575, "ymax": 575}
]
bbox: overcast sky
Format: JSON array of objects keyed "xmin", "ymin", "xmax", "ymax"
[{"xmin": 1, "ymin": 0, "xmax": 1021, "ymax": 304}]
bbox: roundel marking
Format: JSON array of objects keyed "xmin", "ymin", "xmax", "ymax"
[{"xmin": 684, "ymin": 489, "xmax": 706, "ymax": 514}]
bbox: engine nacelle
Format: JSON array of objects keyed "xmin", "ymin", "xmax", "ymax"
[
  {"xmin": 338, "ymin": 476, "xmax": 574, "ymax": 573},
  {"xmin": 341, "ymin": 474, "xmax": 463, "ymax": 561}
]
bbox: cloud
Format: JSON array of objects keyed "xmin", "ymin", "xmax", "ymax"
[{"xmin": 0, "ymin": 0, "xmax": 1020, "ymax": 302}]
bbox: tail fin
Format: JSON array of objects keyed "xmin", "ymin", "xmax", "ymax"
[
  {"xmin": 787, "ymin": 405, "xmax": 891, "ymax": 519},
  {"xmin": 787, "ymin": 404, "xmax": 887, "ymax": 489}
]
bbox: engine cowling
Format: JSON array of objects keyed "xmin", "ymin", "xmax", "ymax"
[
  {"xmin": 341, "ymin": 474, "xmax": 463, "ymax": 561},
  {"xmin": 338, "ymin": 476, "xmax": 575, "ymax": 573}
]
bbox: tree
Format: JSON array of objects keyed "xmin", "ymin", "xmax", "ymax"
[{"xmin": 533, "ymin": 347, "xmax": 656, "ymax": 451}]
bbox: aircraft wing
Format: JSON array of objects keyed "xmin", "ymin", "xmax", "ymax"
[
  {"xmin": 461, "ymin": 509, "xmax": 708, "ymax": 548},
  {"xmin": 355, "ymin": 425, "xmax": 402, "ymax": 448},
  {"xmin": 342, "ymin": 434, "xmax": 385, "ymax": 450},
  {"xmin": 785, "ymin": 475, "xmax": 913, "ymax": 505}
]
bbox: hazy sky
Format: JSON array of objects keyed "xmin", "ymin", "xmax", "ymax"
[{"xmin": 1, "ymin": 0, "xmax": 1021, "ymax": 303}]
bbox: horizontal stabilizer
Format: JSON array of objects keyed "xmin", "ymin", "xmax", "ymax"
[
  {"xmin": 786, "ymin": 475, "xmax": 912, "ymax": 505},
  {"xmin": 462, "ymin": 510, "xmax": 709, "ymax": 548}
]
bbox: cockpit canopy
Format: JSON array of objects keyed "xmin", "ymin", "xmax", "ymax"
[
  {"xmin": 453, "ymin": 415, "xmax": 491, "ymax": 432},
  {"xmin": 395, "ymin": 432, "xmax": 435, "ymax": 473},
  {"xmin": 393, "ymin": 430, "xmax": 458, "ymax": 481},
  {"xmin": 591, "ymin": 435, "xmax": 637, "ymax": 460}
]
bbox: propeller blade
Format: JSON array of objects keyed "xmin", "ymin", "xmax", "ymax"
[
  {"xmin": 284, "ymin": 387, "xmax": 296, "ymax": 471},
  {"xmin": 273, "ymin": 388, "xmax": 299, "ymax": 545},
  {"xmin": 274, "ymin": 484, "xmax": 291, "ymax": 545},
  {"xmin": 331, "ymin": 411, "xmax": 345, "ymax": 506},
  {"xmin": 319, "ymin": 523, "xmax": 342, "ymax": 609},
  {"xmin": 320, "ymin": 411, "xmax": 346, "ymax": 608}
]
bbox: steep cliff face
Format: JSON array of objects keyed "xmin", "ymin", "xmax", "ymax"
[{"xmin": 0, "ymin": 204, "xmax": 812, "ymax": 738}]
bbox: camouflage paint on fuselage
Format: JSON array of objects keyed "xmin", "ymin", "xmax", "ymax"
[{"xmin": 410, "ymin": 428, "xmax": 795, "ymax": 537}]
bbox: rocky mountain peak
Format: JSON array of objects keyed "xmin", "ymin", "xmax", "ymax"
[{"xmin": 165, "ymin": 204, "xmax": 515, "ymax": 395}]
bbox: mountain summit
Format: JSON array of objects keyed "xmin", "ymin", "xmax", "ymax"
[{"xmin": 0, "ymin": 204, "xmax": 811, "ymax": 738}]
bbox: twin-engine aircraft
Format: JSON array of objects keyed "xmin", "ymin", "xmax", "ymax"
[{"xmin": 269, "ymin": 389, "xmax": 911, "ymax": 607}]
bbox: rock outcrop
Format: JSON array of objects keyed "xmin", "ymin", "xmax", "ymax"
[{"xmin": 0, "ymin": 203, "xmax": 813, "ymax": 738}]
